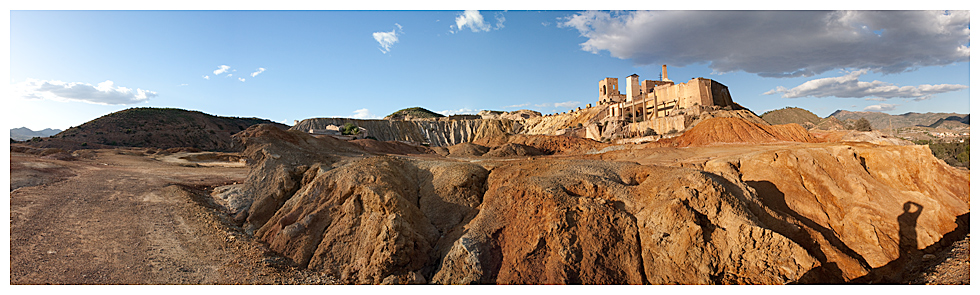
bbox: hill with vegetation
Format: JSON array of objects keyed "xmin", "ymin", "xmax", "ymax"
[
  {"xmin": 384, "ymin": 107, "xmax": 445, "ymax": 120},
  {"xmin": 760, "ymin": 107, "xmax": 821, "ymax": 126},
  {"xmin": 49, "ymin": 107, "xmax": 286, "ymax": 151}
]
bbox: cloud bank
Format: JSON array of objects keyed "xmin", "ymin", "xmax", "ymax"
[
  {"xmin": 13, "ymin": 79, "xmax": 157, "ymax": 105},
  {"xmin": 373, "ymin": 23, "xmax": 403, "ymax": 54},
  {"xmin": 559, "ymin": 11, "xmax": 969, "ymax": 77},
  {"xmin": 764, "ymin": 69, "xmax": 968, "ymax": 100}
]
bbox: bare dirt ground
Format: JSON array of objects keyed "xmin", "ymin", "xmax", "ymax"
[
  {"xmin": 9, "ymin": 141, "xmax": 969, "ymax": 284},
  {"xmin": 9, "ymin": 148, "xmax": 336, "ymax": 284},
  {"xmin": 908, "ymin": 234, "xmax": 970, "ymax": 284}
]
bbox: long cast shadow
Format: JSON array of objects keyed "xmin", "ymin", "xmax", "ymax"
[
  {"xmin": 851, "ymin": 208, "xmax": 969, "ymax": 284},
  {"xmin": 745, "ymin": 180, "xmax": 873, "ymax": 283}
]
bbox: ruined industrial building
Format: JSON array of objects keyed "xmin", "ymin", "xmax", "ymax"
[{"xmin": 301, "ymin": 65, "xmax": 746, "ymax": 145}]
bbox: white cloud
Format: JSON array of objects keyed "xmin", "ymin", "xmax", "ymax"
[
  {"xmin": 251, "ymin": 68, "xmax": 266, "ymax": 77},
  {"xmin": 765, "ymin": 69, "xmax": 968, "ymax": 100},
  {"xmin": 503, "ymin": 103, "xmax": 531, "ymax": 109},
  {"xmin": 238, "ymin": 78, "xmax": 245, "ymax": 82},
  {"xmin": 451, "ymin": 10, "xmax": 504, "ymax": 33},
  {"xmin": 203, "ymin": 75, "xmax": 210, "ymax": 80},
  {"xmin": 226, "ymin": 74, "xmax": 233, "ymax": 77},
  {"xmin": 351, "ymin": 108, "xmax": 379, "ymax": 119},
  {"xmin": 494, "ymin": 12, "xmax": 506, "ymax": 30},
  {"xmin": 553, "ymin": 101, "xmax": 580, "ymax": 108},
  {"xmin": 559, "ymin": 11, "xmax": 970, "ymax": 77},
  {"xmin": 373, "ymin": 23, "xmax": 403, "ymax": 54},
  {"xmin": 863, "ymin": 103, "xmax": 899, "ymax": 112},
  {"xmin": 12, "ymin": 78, "xmax": 157, "ymax": 105},
  {"xmin": 438, "ymin": 108, "xmax": 478, "ymax": 116},
  {"xmin": 179, "ymin": 83, "xmax": 188, "ymax": 87},
  {"xmin": 213, "ymin": 65, "xmax": 231, "ymax": 75}
]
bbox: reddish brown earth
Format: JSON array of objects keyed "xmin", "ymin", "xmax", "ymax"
[
  {"xmin": 10, "ymin": 122, "xmax": 969, "ymax": 285},
  {"xmin": 224, "ymin": 124, "xmax": 968, "ymax": 284},
  {"xmin": 656, "ymin": 117, "xmax": 817, "ymax": 147}
]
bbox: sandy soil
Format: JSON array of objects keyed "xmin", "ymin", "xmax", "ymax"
[{"xmin": 9, "ymin": 149, "xmax": 336, "ymax": 284}]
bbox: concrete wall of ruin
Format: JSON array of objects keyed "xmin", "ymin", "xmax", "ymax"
[
  {"xmin": 710, "ymin": 80, "xmax": 734, "ymax": 107},
  {"xmin": 649, "ymin": 78, "xmax": 728, "ymax": 111},
  {"xmin": 629, "ymin": 115, "xmax": 686, "ymax": 135}
]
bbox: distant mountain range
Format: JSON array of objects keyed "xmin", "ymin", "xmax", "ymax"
[
  {"xmin": 762, "ymin": 107, "xmax": 969, "ymax": 131},
  {"xmin": 10, "ymin": 127, "xmax": 62, "ymax": 141},
  {"xmin": 829, "ymin": 110, "xmax": 969, "ymax": 130}
]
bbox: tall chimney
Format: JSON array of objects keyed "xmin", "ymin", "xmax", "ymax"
[{"xmin": 661, "ymin": 64, "xmax": 668, "ymax": 81}]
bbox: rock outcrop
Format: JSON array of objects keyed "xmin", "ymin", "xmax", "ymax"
[
  {"xmin": 231, "ymin": 123, "xmax": 969, "ymax": 284},
  {"xmin": 703, "ymin": 143, "xmax": 970, "ymax": 282},
  {"xmin": 432, "ymin": 159, "xmax": 817, "ymax": 284},
  {"xmin": 231, "ymin": 124, "xmax": 368, "ymax": 226}
]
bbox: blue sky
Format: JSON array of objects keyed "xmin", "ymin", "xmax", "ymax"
[{"xmin": 5, "ymin": 9, "xmax": 972, "ymax": 130}]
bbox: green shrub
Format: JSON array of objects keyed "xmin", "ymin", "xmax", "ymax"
[{"xmin": 341, "ymin": 123, "xmax": 360, "ymax": 135}]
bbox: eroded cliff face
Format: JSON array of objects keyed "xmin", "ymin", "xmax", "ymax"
[
  {"xmin": 230, "ymin": 124, "xmax": 969, "ymax": 284},
  {"xmin": 703, "ymin": 143, "xmax": 970, "ymax": 282},
  {"xmin": 431, "ymin": 159, "xmax": 817, "ymax": 284},
  {"xmin": 291, "ymin": 118, "xmax": 519, "ymax": 147}
]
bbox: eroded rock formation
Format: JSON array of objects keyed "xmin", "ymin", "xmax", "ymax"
[
  {"xmin": 228, "ymin": 123, "xmax": 969, "ymax": 284},
  {"xmin": 291, "ymin": 118, "xmax": 519, "ymax": 147}
]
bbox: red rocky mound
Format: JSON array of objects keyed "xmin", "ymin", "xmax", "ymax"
[{"xmin": 661, "ymin": 117, "xmax": 817, "ymax": 147}]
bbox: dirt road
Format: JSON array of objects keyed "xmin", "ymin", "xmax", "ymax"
[{"xmin": 9, "ymin": 149, "xmax": 334, "ymax": 284}]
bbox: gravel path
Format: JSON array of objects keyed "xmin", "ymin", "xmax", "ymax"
[{"xmin": 10, "ymin": 149, "xmax": 336, "ymax": 284}]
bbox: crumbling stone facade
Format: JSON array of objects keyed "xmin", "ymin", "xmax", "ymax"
[{"xmin": 599, "ymin": 65, "xmax": 733, "ymax": 122}]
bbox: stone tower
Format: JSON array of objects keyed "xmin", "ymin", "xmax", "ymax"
[{"xmin": 625, "ymin": 73, "xmax": 640, "ymax": 102}]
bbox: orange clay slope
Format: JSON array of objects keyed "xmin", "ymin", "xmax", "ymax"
[{"xmin": 657, "ymin": 117, "xmax": 818, "ymax": 147}]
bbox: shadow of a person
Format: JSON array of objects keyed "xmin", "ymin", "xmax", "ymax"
[{"xmin": 894, "ymin": 201, "xmax": 923, "ymax": 280}]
